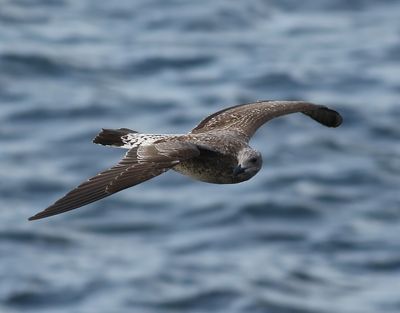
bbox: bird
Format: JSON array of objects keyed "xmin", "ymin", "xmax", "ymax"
[{"xmin": 29, "ymin": 100, "xmax": 342, "ymax": 221}]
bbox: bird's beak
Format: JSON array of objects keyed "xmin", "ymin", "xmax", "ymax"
[{"xmin": 233, "ymin": 164, "xmax": 245, "ymax": 177}]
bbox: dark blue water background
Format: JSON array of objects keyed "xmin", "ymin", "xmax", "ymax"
[{"xmin": 1, "ymin": 1, "xmax": 400, "ymax": 312}]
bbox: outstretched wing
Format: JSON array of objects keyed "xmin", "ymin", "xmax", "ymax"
[
  {"xmin": 29, "ymin": 141, "xmax": 200, "ymax": 220},
  {"xmin": 191, "ymin": 100, "xmax": 342, "ymax": 140}
]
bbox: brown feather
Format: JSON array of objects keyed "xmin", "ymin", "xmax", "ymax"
[
  {"xmin": 191, "ymin": 100, "xmax": 342, "ymax": 140},
  {"xmin": 29, "ymin": 142, "xmax": 200, "ymax": 220}
]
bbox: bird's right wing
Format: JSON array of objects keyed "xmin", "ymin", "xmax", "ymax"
[
  {"xmin": 190, "ymin": 100, "xmax": 342, "ymax": 141},
  {"xmin": 29, "ymin": 141, "xmax": 200, "ymax": 220}
]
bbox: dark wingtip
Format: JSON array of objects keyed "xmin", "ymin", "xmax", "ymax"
[
  {"xmin": 29, "ymin": 208, "xmax": 61, "ymax": 221},
  {"xmin": 333, "ymin": 111, "xmax": 343, "ymax": 127},
  {"xmin": 303, "ymin": 107, "xmax": 343, "ymax": 128},
  {"xmin": 323, "ymin": 108, "xmax": 343, "ymax": 128},
  {"xmin": 28, "ymin": 214, "xmax": 41, "ymax": 221}
]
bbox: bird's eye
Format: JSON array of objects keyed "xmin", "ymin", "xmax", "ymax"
[{"xmin": 249, "ymin": 157, "xmax": 257, "ymax": 163}]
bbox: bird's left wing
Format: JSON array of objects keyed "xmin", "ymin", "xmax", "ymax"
[
  {"xmin": 190, "ymin": 100, "xmax": 342, "ymax": 141},
  {"xmin": 29, "ymin": 140, "xmax": 199, "ymax": 220}
]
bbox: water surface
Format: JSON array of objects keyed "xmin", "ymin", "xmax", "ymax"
[{"xmin": 1, "ymin": 1, "xmax": 400, "ymax": 312}]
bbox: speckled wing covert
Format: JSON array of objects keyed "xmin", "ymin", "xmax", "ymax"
[
  {"xmin": 29, "ymin": 141, "xmax": 200, "ymax": 220},
  {"xmin": 190, "ymin": 100, "xmax": 342, "ymax": 140}
]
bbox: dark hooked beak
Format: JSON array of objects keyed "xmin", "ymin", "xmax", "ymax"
[{"xmin": 233, "ymin": 164, "xmax": 245, "ymax": 177}]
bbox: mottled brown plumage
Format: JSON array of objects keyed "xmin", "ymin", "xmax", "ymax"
[{"xmin": 29, "ymin": 100, "xmax": 342, "ymax": 220}]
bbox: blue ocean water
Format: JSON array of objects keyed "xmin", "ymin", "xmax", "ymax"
[{"xmin": 1, "ymin": 0, "xmax": 400, "ymax": 312}]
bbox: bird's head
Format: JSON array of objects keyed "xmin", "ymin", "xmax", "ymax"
[{"xmin": 233, "ymin": 148, "xmax": 262, "ymax": 182}]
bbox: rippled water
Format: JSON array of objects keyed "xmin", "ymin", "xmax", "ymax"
[{"xmin": 1, "ymin": 1, "xmax": 400, "ymax": 312}]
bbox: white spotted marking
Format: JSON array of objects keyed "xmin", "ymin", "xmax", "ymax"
[{"xmin": 120, "ymin": 134, "xmax": 180, "ymax": 149}]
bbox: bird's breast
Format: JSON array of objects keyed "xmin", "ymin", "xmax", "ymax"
[{"xmin": 173, "ymin": 154, "xmax": 238, "ymax": 184}]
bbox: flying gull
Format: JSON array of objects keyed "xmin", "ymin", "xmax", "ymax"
[{"xmin": 29, "ymin": 100, "xmax": 342, "ymax": 220}]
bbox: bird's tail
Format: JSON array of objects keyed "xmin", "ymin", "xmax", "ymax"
[{"xmin": 93, "ymin": 128, "xmax": 138, "ymax": 147}]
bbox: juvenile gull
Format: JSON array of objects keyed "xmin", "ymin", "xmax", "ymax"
[{"xmin": 29, "ymin": 100, "xmax": 342, "ymax": 220}]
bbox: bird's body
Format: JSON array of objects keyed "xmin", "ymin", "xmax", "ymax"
[
  {"xmin": 100, "ymin": 131, "xmax": 251, "ymax": 184},
  {"xmin": 173, "ymin": 145, "xmax": 240, "ymax": 184},
  {"xmin": 29, "ymin": 100, "xmax": 342, "ymax": 220},
  {"xmin": 170, "ymin": 132, "xmax": 248, "ymax": 184}
]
